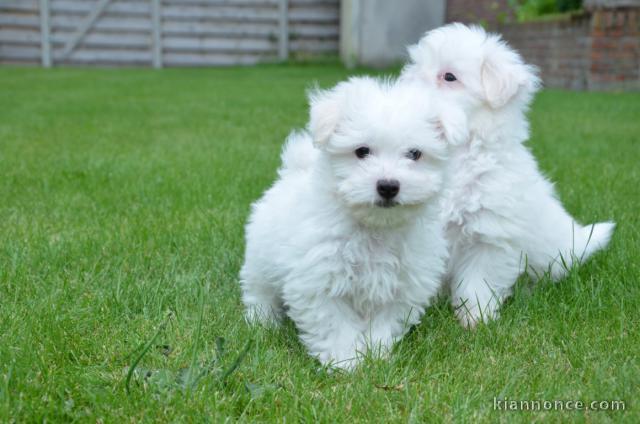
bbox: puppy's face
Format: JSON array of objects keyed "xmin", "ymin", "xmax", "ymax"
[
  {"xmin": 402, "ymin": 23, "xmax": 539, "ymax": 113},
  {"xmin": 309, "ymin": 78, "xmax": 462, "ymax": 227}
]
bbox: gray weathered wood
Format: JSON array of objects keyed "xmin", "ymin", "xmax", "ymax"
[
  {"xmin": 163, "ymin": 21, "xmax": 277, "ymax": 37},
  {"xmin": 163, "ymin": 52, "xmax": 266, "ymax": 67},
  {"xmin": 53, "ymin": 32, "xmax": 150, "ymax": 49},
  {"xmin": 0, "ymin": 1, "xmax": 37, "ymax": 12},
  {"xmin": 163, "ymin": 36, "xmax": 276, "ymax": 52},
  {"xmin": 290, "ymin": 23, "xmax": 339, "ymax": 38},
  {"xmin": 60, "ymin": 0, "xmax": 113, "ymax": 59},
  {"xmin": 0, "ymin": 45, "xmax": 41, "ymax": 60},
  {"xmin": 290, "ymin": 38, "xmax": 337, "ymax": 52},
  {"xmin": 54, "ymin": 48, "xmax": 153, "ymax": 63},
  {"xmin": 290, "ymin": 0, "xmax": 340, "ymax": 4},
  {"xmin": 51, "ymin": 0, "xmax": 150, "ymax": 17},
  {"xmin": 151, "ymin": 0, "xmax": 162, "ymax": 68},
  {"xmin": 162, "ymin": 5, "xmax": 280, "ymax": 21},
  {"xmin": 39, "ymin": 0, "xmax": 52, "ymax": 67},
  {"xmin": 288, "ymin": 7, "xmax": 339, "ymax": 22},
  {"xmin": 0, "ymin": 0, "xmax": 339, "ymax": 66},
  {"xmin": 54, "ymin": 16, "xmax": 151, "ymax": 32},
  {"xmin": 0, "ymin": 15, "xmax": 40, "ymax": 28},
  {"xmin": 278, "ymin": 0, "xmax": 289, "ymax": 60},
  {"xmin": 0, "ymin": 29, "xmax": 41, "ymax": 45},
  {"xmin": 163, "ymin": 0, "xmax": 280, "ymax": 5}
]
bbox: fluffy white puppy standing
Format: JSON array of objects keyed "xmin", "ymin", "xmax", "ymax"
[
  {"xmin": 401, "ymin": 23, "xmax": 615, "ymax": 327},
  {"xmin": 240, "ymin": 77, "xmax": 464, "ymax": 369}
]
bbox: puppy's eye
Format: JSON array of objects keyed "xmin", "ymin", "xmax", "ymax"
[
  {"xmin": 355, "ymin": 146, "xmax": 370, "ymax": 159},
  {"xmin": 406, "ymin": 149, "xmax": 422, "ymax": 161},
  {"xmin": 444, "ymin": 72, "xmax": 457, "ymax": 82}
]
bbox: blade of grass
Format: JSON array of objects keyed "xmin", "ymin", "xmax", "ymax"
[
  {"xmin": 219, "ymin": 340, "xmax": 253, "ymax": 385},
  {"xmin": 185, "ymin": 283, "xmax": 207, "ymax": 394},
  {"xmin": 125, "ymin": 312, "xmax": 172, "ymax": 394}
]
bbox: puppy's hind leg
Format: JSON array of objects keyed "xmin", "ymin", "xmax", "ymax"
[{"xmin": 450, "ymin": 243, "xmax": 521, "ymax": 328}]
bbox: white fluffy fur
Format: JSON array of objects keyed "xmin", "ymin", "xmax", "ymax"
[
  {"xmin": 401, "ymin": 23, "xmax": 615, "ymax": 327},
  {"xmin": 240, "ymin": 77, "xmax": 464, "ymax": 369}
]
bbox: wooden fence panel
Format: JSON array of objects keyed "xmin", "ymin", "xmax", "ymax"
[
  {"xmin": 0, "ymin": 1, "xmax": 41, "ymax": 63},
  {"xmin": 288, "ymin": 0, "xmax": 338, "ymax": 57},
  {"xmin": 0, "ymin": 0, "xmax": 339, "ymax": 66}
]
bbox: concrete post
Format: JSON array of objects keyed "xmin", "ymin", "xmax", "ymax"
[{"xmin": 340, "ymin": 0, "xmax": 446, "ymax": 68}]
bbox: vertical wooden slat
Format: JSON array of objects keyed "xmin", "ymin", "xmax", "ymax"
[
  {"xmin": 278, "ymin": 0, "xmax": 289, "ymax": 60},
  {"xmin": 151, "ymin": 0, "xmax": 162, "ymax": 68},
  {"xmin": 39, "ymin": 0, "xmax": 51, "ymax": 67}
]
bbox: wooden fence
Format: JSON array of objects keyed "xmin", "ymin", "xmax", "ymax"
[{"xmin": 0, "ymin": 0, "xmax": 339, "ymax": 67}]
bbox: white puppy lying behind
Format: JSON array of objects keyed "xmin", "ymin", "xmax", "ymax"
[
  {"xmin": 240, "ymin": 77, "xmax": 462, "ymax": 369},
  {"xmin": 402, "ymin": 23, "xmax": 615, "ymax": 327}
]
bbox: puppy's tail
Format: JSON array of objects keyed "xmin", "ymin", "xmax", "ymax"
[
  {"xmin": 576, "ymin": 221, "xmax": 615, "ymax": 262},
  {"xmin": 279, "ymin": 130, "xmax": 318, "ymax": 175},
  {"xmin": 544, "ymin": 221, "xmax": 615, "ymax": 280}
]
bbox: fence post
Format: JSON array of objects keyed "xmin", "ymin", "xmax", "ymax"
[
  {"xmin": 39, "ymin": 0, "xmax": 51, "ymax": 67},
  {"xmin": 278, "ymin": 0, "xmax": 289, "ymax": 60},
  {"xmin": 151, "ymin": 0, "xmax": 162, "ymax": 68}
]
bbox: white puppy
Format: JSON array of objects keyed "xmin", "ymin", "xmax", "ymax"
[
  {"xmin": 401, "ymin": 23, "xmax": 615, "ymax": 327},
  {"xmin": 240, "ymin": 77, "xmax": 463, "ymax": 369}
]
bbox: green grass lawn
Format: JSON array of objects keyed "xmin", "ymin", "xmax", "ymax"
[{"xmin": 0, "ymin": 65, "xmax": 638, "ymax": 422}]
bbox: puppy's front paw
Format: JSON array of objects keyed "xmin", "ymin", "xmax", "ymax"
[
  {"xmin": 327, "ymin": 356, "xmax": 359, "ymax": 372},
  {"xmin": 316, "ymin": 346, "xmax": 363, "ymax": 372},
  {"xmin": 454, "ymin": 299, "xmax": 499, "ymax": 329}
]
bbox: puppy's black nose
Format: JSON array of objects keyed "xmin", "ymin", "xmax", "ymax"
[{"xmin": 376, "ymin": 179, "xmax": 400, "ymax": 200}]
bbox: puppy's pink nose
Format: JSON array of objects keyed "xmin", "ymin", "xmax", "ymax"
[{"xmin": 377, "ymin": 179, "xmax": 400, "ymax": 199}]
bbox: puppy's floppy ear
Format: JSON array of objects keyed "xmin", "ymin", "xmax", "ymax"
[
  {"xmin": 481, "ymin": 37, "xmax": 540, "ymax": 109},
  {"xmin": 308, "ymin": 83, "xmax": 348, "ymax": 148},
  {"xmin": 436, "ymin": 102, "xmax": 469, "ymax": 146}
]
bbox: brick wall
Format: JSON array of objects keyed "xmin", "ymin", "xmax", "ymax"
[
  {"xmin": 499, "ymin": 13, "xmax": 592, "ymax": 89},
  {"xmin": 589, "ymin": 7, "xmax": 640, "ymax": 88},
  {"xmin": 444, "ymin": 1, "xmax": 640, "ymax": 90},
  {"xmin": 500, "ymin": 8, "xmax": 639, "ymax": 90}
]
